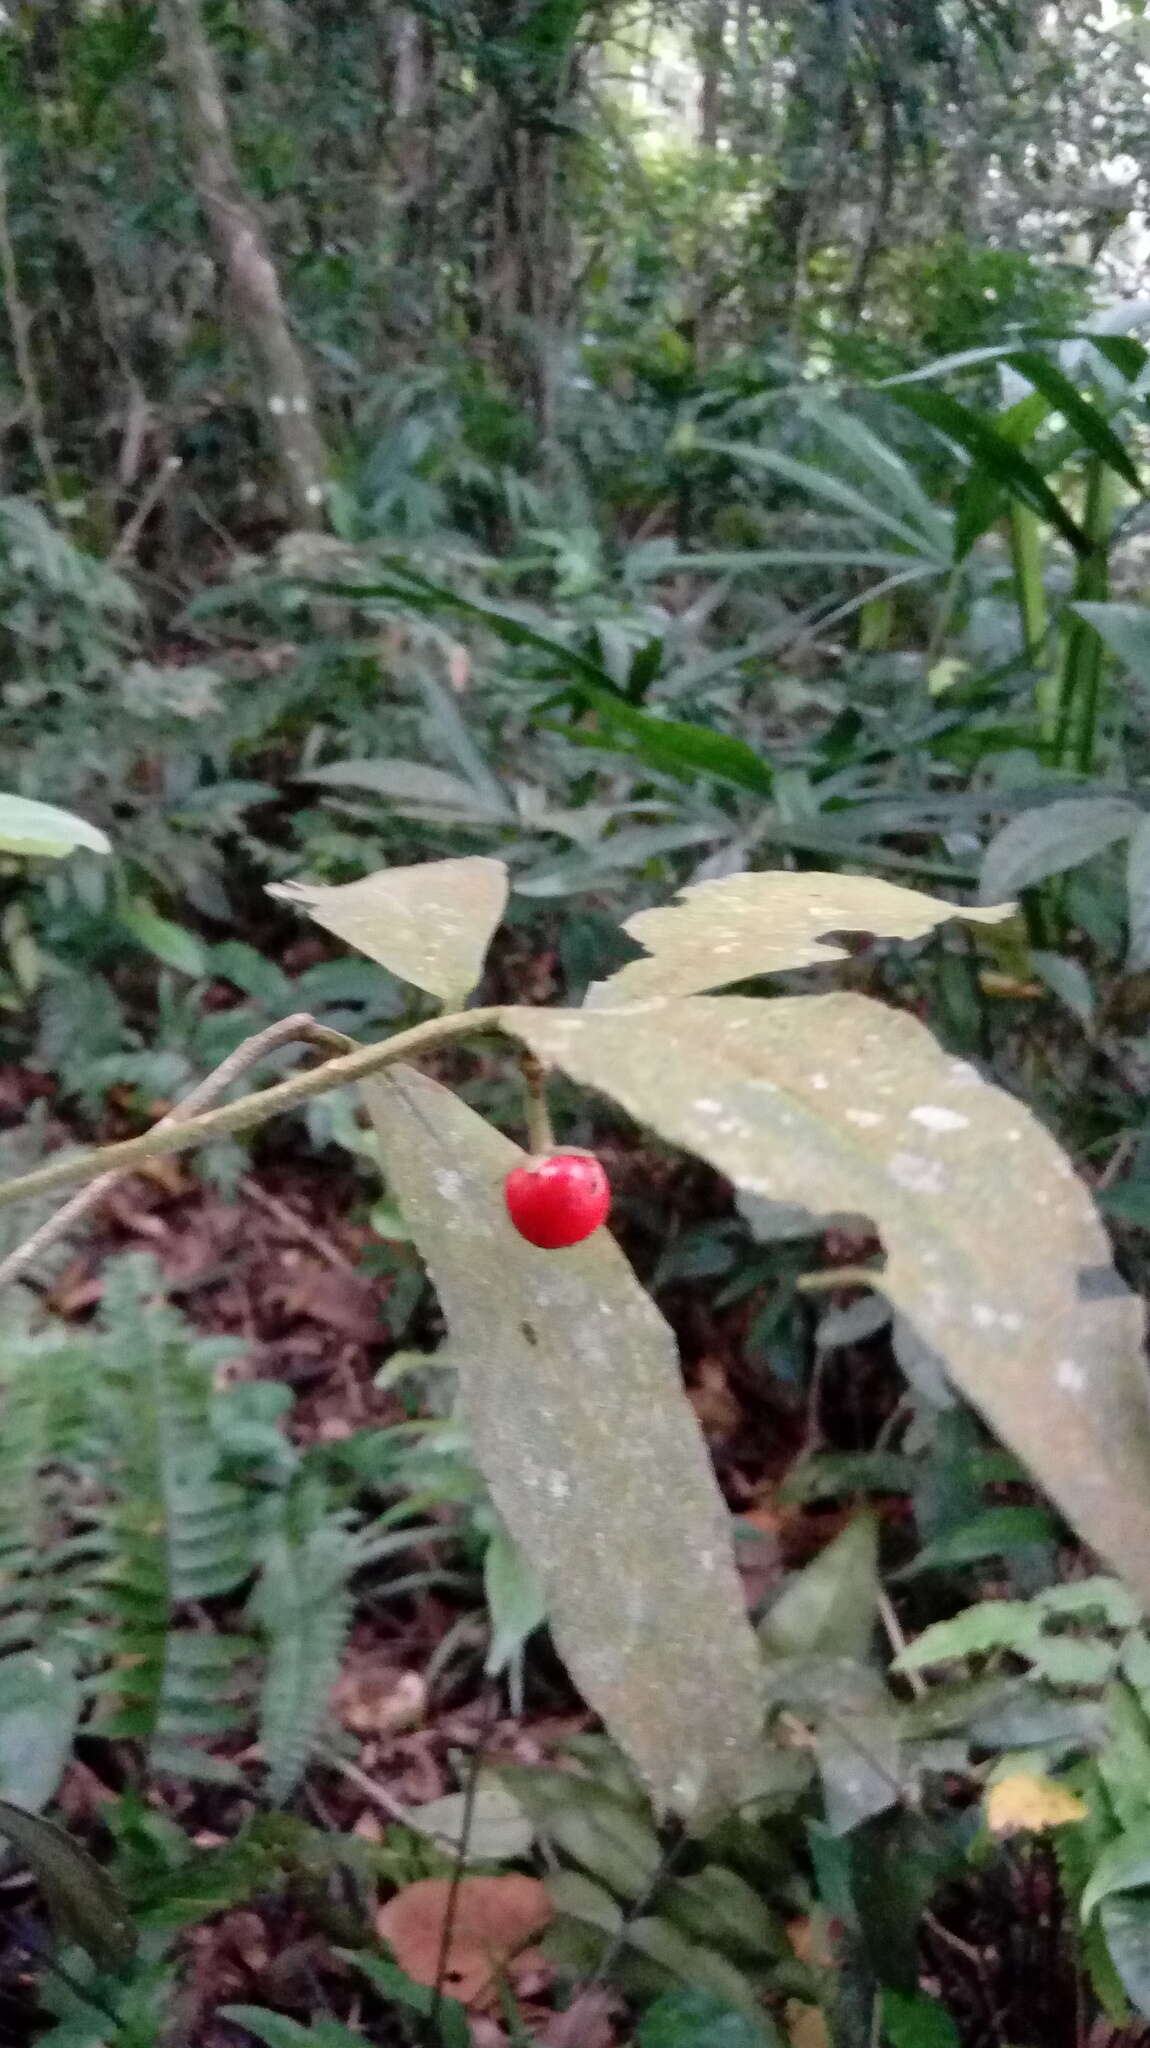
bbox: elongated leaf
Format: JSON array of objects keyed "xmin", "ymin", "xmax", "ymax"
[
  {"xmin": 702, "ymin": 441, "xmax": 941, "ymax": 558},
  {"xmin": 1101, "ymin": 1893, "xmax": 1150, "ymax": 2017},
  {"xmin": 979, "ymin": 797, "xmax": 1141, "ymax": 903},
  {"xmin": 268, "ymin": 857, "xmax": 508, "ymax": 1006},
  {"xmin": 302, "ymin": 759, "xmax": 501, "ymax": 812},
  {"xmin": 0, "ymin": 1798, "xmax": 136, "ymax": 1969},
  {"xmin": 119, "ymin": 899, "xmax": 207, "ymax": 977},
  {"xmin": 588, "ymin": 871, "xmax": 1013, "ymax": 1004},
  {"xmin": 361, "ymin": 1066, "xmax": 764, "ymax": 1820},
  {"xmin": 504, "ymin": 994, "xmax": 1150, "ymax": 1610},
  {"xmin": 1082, "ymin": 1824, "xmax": 1150, "ymax": 1920},
  {"xmin": 761, "ymin": 1516, "xmax": 879, "ymax": 1662},
  {"xmin": 0, "ymin": 794, "xmax": 110, "ymax": 859},
  {"xmin": 800, "ymin": 400, "xmax": 954, "ymax": 554},
  {"xmin": 1075, "ymin": 602, "xmax": 1150, "ymax": 688},
  {"xmin": 1009, "ymin": 353, "xmax": 1140, "ymax": 489},
  {"xmin": 889, "ymin": 388, "xmax": 1090, "ymax": 555},
  {"xmin": 1125, "ymin": 815, "xmax": 1150, "ymax": 973},
  {"xmin": 567, "ymin": 686, "xmax": 774, "ymax": 797}
]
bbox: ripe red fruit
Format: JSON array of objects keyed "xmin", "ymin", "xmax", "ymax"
[{"xmin": 504, "ymin": 1151, "xmax": 611, "ymax": 1250}]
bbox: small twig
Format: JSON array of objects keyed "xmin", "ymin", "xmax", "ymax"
[
  {"xmin": 877, "ymin": 1586, "xmax": 925, "ymax": 1698},
  {"xmin": 428, "ymin": 1688, "xmax": 501, "ymax": 2042},
  {"xmin": 318, "ymin": 1747, "xmax": 419, "ymax": 1831},
  {"xmin": 0, "ymin": 145, "xmax": 60, "ymax": 505},
  {"xmin": 0, "ymin": 1006, "xmax": 508, "ymax": 1215},
  {"xmin": 238, "ymin": 1175, "xmax": 356, "ymax": 1272},
  {"xmin": 797, "ymin": 1265, "xmax": 884, "ymax": 1295},
  {"xmin": 0, "ymin": 1013, "xmax": 354, "ymax": 1294},
  {"xmin": 519, "ymin": 1049, "xmax": 555, "ymax": 1154},
  {"xmin": 110, "ymin": 453, "xmax": 183, "ymax": 565}
]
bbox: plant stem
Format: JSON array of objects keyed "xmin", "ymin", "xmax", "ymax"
[
  {"xmin": 1053, "ymin": 454, "xmax": 1114, "ymax": 772},
  {"xmin": 0, "ymin": 1006, "xmax": 507, "ymax": 1214},
  {"xmin": 0, "ymin": 1014, "xmax": 355, "ymax": 1294},
  {"xmin": 520, "ymin": 1050, "xmax": 555, "ymax": 1153}
]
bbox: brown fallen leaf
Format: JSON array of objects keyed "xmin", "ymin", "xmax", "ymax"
[
  {"xmin": 542, "ymin": 1986, "xmax": 624, "ymax": 2047},
  {"xmin": 376, "ymin": 1873, "xmax": 553, "ymax": 2010}
]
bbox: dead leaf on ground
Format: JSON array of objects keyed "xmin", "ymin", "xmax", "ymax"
[
  {"xmin": 333, "ymin": 1659, "xmax": 426, "ymax": 1738},
  {"xmin": 376, "ymin": 1873, "xmax": 553, "ymax": 2009},
  {"xmin": 786, "ymin": 2001, "xmax": 832, "ymax": 2048}
]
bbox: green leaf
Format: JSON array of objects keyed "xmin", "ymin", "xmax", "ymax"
[
  {"xmin": 1101, "ymin": 1892, "xmax": 1150, "ymax": 2017},
  {"xmin": 0, "ymin": 794, "xmax": 110, "ymax": 860},
  {"xmin": 1008, "ymin": 353, "xmax": 1140, "ymax": 489},
  {"xmin": 118, "ymin": 900, "xmax": 207, "ymax": 977},
  {"xmin": 898, "ymin": 1505, "xmax": 1055, "ymax": 1576},
  {"xmin": 503, "ymin": 1765, "xmax": 662, "ymax": 1899},
  {"xmin": 761, "ymin": 1515, "xmax": 879, "ymax": 1662},
  {"xmin": 220, "ymin": 2011, "xmax": 368, "ymax": 2048},
  {"xmin": 638, "ymin": 1985, "xmax": 781, "ymax": 2047},
  {"xmin": 567, "ymin": 686, "xmax": 774, "ymax": 798},
  {"xmin": 625, "ymin": 1920, "xmax": 773, "ymax": 2027},
  {"xmin": 702, "ymin": 439, "xmax": 944, "ymax": 559},
  {"xmin": 268, "ymin": 856, "xmax": 508, "ymax": 1007},
  {"xmin": 303, "ymin": 759, "xmax": 502, "ymax": 814},
  {"xmin": 882, "ymin": 1988, "xmax": 962, "ymax": 2048},
  {"xmin": 588, "ymin": 871, "xmax": 1013, "ymax": 1005},
  {"xmin": 483, "ymin": 1517, "xmax": 547, "ymax": 1674},
  {"xmin": 341, "ymin": 1953, "xmax": 470, "ymax": 2043},
  {"xmin": 979, "ymin": 797, "xmax": 1141, "ymax": 903},
  {"xmin": 401, "ymin": 1776, "xmax": 535, "ymax": 1862},
  {"xmin": 888, "ymin": 387, "xmax": 1090, "ymax": 555},
  {"xmin": 0, "ymin": 1798, "xmax": 136, "ymax": 1971},
  {"xmin": 1074, "ymin": 602, "xmax": 1150, "ymax": 688},
  {"xmin": 1082, "ymin": 1823, "xmax": 1150, "ymax": 1920},
  {"xmin": 362, "ymin": 1065, "xmax": 764, "ymax": 1821},
  {"xmin": 504, "ymin": 992, "xmax": 1150, "ymax": 1614},
  {"xmin": 0, "ymin": 1651, "xmax": 79, "ymax": 1813},
  {"xmin": 1125, "ymin": 814, "xmax": 1150, "ymax": 972},
  {"xmin": 1098, "ymin": 1182, "xmax": 1150, "ymax": 1227},
  {"xmin": 546, "ymin": 1867, "xmax": 623, "ymax": 1933},
  {"xmin": 893, "ymin": 1602, "xmax": 1043, "ymax": 1672}
]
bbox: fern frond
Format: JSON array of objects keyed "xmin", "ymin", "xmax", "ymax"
[{"xmin": 250, "ymin": 1486, "xmax": 355, "ymax": 1805}]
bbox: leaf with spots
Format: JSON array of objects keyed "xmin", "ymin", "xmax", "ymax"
[
  {"xmin": 586, "ymin": 871, "xmax": 1014, "ymax": 1005},
  {"xmin": 503, "ymin": 994, "xmax": 1150, "ymax": 1611},
  {"xmin": 361, "ymin": 1065, "xmax": 764, "ymax": 1821},
  {"xmin": 268, "ymin": 857, "xmax": 508, "ymax": 1006}
]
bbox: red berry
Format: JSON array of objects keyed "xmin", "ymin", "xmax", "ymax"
[{"xmin": 504, "ymin": 1151, "xmax": 611, "ymax": 1250}]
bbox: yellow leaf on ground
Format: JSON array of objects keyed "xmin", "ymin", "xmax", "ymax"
[{"xmin": 985, "ymin": 1772, "xmax": 1087, "ymax": 1836}]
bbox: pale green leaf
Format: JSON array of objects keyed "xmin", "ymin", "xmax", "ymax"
[
  {"xmin": 546, "ymin": 1867, "xmax": 625, "ymax": 1934},
  {"xmin": 505, "ymin": 994, "xmax": 1150, "ymax": 1612},
  {"xmin": 639, "ymin": 1986, "xmax": 781, "ymax": 2048},
  {"xmin": 979, "ymin": 797, "xmax": 1141, "ymax": 904},
  {"xmin": 0, "ymin": 793, "xmax": 110, "ymax": 859},
  {"xmin": 1082, "ymin": 1823, "xmax": 1150, "ymax": 1920},
  {"xmin": 587, "ymin": 871, "xmax": 1013, "ymax": 1005},
  {"xmin": 893, "ymin": 1602, "xmax": 1043, "ymax": 1673},
  {"xmin": 484, "ymin": 1517, "xmax": 548, "ymax": 1675},
  {"xmin": 119, "ymin": 900, "xmax": 207, "ymax": 977},
  {"xmin": 402, "ymin": 1776, "xmax": 535, "ymax": 1862},
  {"xmin": 760, "ymin": 1515, "xmax": 879, "ymax": 1663},
  {"xmin": 1101, "ymin": 1892, "xmax": 1150, "ymax": 2017},
  {"xmin": 1126, "ymin": 814, "xmax": 1150, "ymax": 972},
  {"xmin": 0, "ymin": 1652, "xmax": 79, "ymax": 1813},
  {"xmin": 361, "ymin": 1065, "xmax": 764, "ymax": 1820},
  {"xmin": 1075, "ymin": 601, "xmax": 1150, "ymax": 688},
  {"xmin": 269, "ymin": 857, "xmax": 508, "ymax": 1005}
]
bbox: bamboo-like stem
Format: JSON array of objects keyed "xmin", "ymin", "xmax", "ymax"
[{"xmin": 0, "ymin": 1008, "xmax": 507, "ymax": 1215}]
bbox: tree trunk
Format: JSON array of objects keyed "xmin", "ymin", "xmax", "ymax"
[
  {"xmin": 157, "ymin": 0, "xmax": 329, "ymax": 528},
  {"xmin": 698, "ymin": 0, "xmax": 726, "ymax": 147}
]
